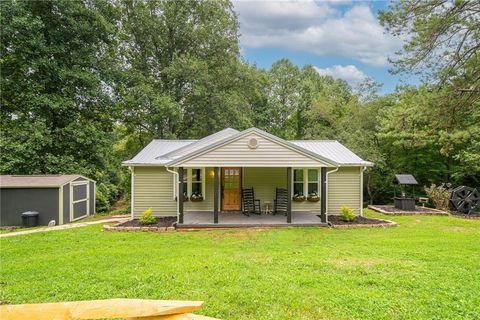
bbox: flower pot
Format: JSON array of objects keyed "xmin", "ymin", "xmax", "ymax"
[
  {"xmin": 293, "ymin": 197, "xmax": 306, "ymax": 202},
  {"xmin": 307, "ymin": 196, "xmax": 320, "ymax": 202},
  {"xmin": 190, "ymin": 196, "xmax": 204, "ymax": 202}
]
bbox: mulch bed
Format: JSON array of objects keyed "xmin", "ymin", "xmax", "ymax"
[
  {"xmin": 104, "ymin": 216, "xmax": 177, "ymax": 232},
  {"xmin": 117, "ymin": 217, "xmax": 177, "ymax": 228},
  {"xmin": 368, "ymin": 205, "xmax": 448, "ymax": 215},
  {"xmin": 318, "ymin": 215, "xmax": 396, "ymax": 228}
]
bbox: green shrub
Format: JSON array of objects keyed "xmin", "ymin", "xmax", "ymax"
[
  {"xmin": 340, "ymin": 205, "xmax": 355, "ymax": 222},
  {"xmin": 140, "ymin": 208, "xmax": 155, "ymax": 225},
  {"xmin": 424, "ymin": 183, "xmax": 451, "ymax": 211},
  {"xmin": 95, "ymin": 183, "xmax": 111, "ymax": 213}
]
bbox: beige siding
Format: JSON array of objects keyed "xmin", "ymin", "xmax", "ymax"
[
  {"xmin": 327, "ymin": 167, "xmax": 361, "ymax": 215},
  {"xmin": 243, "ymin": 168, "xmax": 285, "ymax": 208},
  {"xmin": 133, "ymin": 167, "xmax": 176, "ymax": 217},
  {"xmin": 185, "ymin": 167, "xmax": 216, "ymax": 212},
  {"xmin": 132, "ymin": 166, "xmax": 362, "ymax": 217},
  {"xmin": 243, "ymin": 168, "xmax": 320, "ymax": 213},
  {"xmin": 179, "ymin": 134, "xmax": 332, "ymax": 167}
]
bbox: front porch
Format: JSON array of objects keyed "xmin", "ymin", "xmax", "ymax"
[
  {"xmin": 177, "ymin": 166, "xmax": 329, "ymax": 225},
  {"xmin": 179, "ymin": 211, "xmax": 327, "ymax": 228}
]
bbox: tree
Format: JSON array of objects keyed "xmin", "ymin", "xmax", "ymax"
[
  {"xmin": 0, "ymin": 0, "xmax": 121, "ymax": 207},
  {"xmin": 379, "ymin": 0, "xmax": 480, "ymax": 90},
  {"xmin": 260, "ymin": 59, "xmax": 299, "ymax": 138},
  {"xmin": 379, "ymin": 0, "xmax": 480, "ymax": 190},
  {"xmin": 117, "ymin": 0, "xmax": 254, "ymax": 141}
]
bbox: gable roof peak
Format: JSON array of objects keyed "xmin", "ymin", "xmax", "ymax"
[{"xmin": 165, "ymin": 126, "xmax": 339, "ymax": 167}]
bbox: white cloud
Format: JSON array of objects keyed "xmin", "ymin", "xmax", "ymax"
[
  {"xmin": 234, "ymin": 1, "xmax": 400, "ymax": 66},
  {"xmin": 314, "ymin": 65, "xmax": 368, "ymax": 87}
]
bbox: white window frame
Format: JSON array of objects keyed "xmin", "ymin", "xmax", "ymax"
[
  {"xmin": 293, "ymin": 168, "xmax": 305, "ymax": 196},
  {"xmin": 306, "ymin": 168, "xmax": 320, "ymax": 196},
  {"xmin": 292, "ymin": 168, "xmax": 321, "ymax": 197},
  {"xmin": 174, "ymin": 168, "xmax": 206, "ymax": 200}
]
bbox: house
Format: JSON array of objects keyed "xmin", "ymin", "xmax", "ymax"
[
  {"xmin": 122, "ymin": 128, "xmax": 372, "ymax": 227},
  {"xmin": 0, "ymin": 175, "xmax": 95, "ymax": 226}
]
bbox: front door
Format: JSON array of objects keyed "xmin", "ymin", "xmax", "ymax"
[{"xmin": 222, "ymin": 167, "xmax": 241, "ymax": 211}]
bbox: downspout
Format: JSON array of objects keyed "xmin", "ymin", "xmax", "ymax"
[
  {"xmin": 325, "ymin": 166, "xmax": 339, "ymax": 223},
  {"xmin": 360, "ymin": 166, "xmax": 367, "ymax": 217},
  {"xmin": 166, "ymin": 166, "xmax": 180, "ymax": 224},
  {"xmin": 129, "ymin": 166, "xmax": 134, "ymax": 220}
]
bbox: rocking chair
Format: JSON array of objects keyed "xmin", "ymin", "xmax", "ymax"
[
  {"xmin": 273, "ymin": 187, "xmax": 288, "ymax": 216},
  {"xmin": 242, "ymin": 187, "xmax": 261, "ymax": 216}
]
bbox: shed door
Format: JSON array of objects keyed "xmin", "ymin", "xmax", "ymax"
[
  {"xmin": 71, "ymin": 181, "xmax": 89, "ymax": 220},
  {"xmin": 222, "ymin": 168, "xmax": 241, "ymax": 211}
]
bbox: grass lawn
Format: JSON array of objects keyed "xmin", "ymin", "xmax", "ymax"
[{"xmin": 1, "ymin": 210, "xmax": 479, "ymax": 319}]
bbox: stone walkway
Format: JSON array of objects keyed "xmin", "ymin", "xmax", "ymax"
[{"xmin": 0, "ymin": 216, "xmax": 129, "ymax": 238}]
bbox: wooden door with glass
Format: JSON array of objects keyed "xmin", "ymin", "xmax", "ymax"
[{"xmin": 222, "ymin": 167, "xmax": 241, "ymax": 211}]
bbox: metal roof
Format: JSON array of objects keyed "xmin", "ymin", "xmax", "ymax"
[
  {"xmin": 122, "ymin": 140, "xmax": 195, "ymax": 165},
  {"xmin": 393, "ymin": 174, "xmax": 418, "ymax": 185},
  {"xmin": 122, "ymin": 127, "xmax": 373, "ymax": 167},
  {"xmin": 290, "ymin": 140, "xmax": 373, "ymax": 166},
  {"xmin": 159, "ymin": 128, "xmax": 239, "ymax": 160},
  {"xmin": 0, "ymin": 175, "xmax": 88, "ymax": 188}
]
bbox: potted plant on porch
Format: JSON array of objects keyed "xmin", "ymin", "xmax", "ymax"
[
  {"xmin": 307, "ymin": 191, "xmax": 320, "ymax": 202},
  {"xmin": 293, "ymin": 193, "xmax": 306, "ymax": 202},
  {"xmin": 190, "ymin": 192, "xmax": 204, "ymax": 202}
]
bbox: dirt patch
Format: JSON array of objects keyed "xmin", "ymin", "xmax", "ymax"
[
  {"xmin": 450, "ymin": 212, "xmax": 480, "ymax": 219},
  {"xmin": 368, "ymin": 205, "xmax": 448, "ymax": 215},
  {"xmin": 0, "ymin": 226, "xmax": 20, "ymax": 232},
  {"xmin": 203, "ymin": 228, "xmax": 267, "ymax": 240},
  {"xmin": 116, "ymin": 217, "xmax": 177, "ymax": 228},
  {"xmin": 444, "ymin": 226, "xmax": 478, "ymax": 233},
  {"xmin": 326, "ymin": 215, "xmax": 393, "ymax": 226},
  {"xmin": 331, "ymin": 257, "xmax": 386, "ymax": 269}
]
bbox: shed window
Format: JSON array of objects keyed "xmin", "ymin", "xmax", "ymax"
[{"xmin": 293, "ymin": 169, "xmax": 304, "ymax": 196}]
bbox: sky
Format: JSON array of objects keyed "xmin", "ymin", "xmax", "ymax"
[{"xmin": 233, "ymin": 0, "xmax": 420, "ymax": 95}]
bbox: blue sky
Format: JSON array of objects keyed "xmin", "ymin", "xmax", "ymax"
[{"xmin": 234, "ymin": 0, "xmax": 420, "ymax": 95}]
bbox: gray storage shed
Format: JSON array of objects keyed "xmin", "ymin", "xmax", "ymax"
[{"xmin": 0, "ymin": 175, "xmax": 95, "ymax": 226}]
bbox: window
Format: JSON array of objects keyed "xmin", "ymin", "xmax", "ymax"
[
  {"xmin": 182, "ymin": 171, "xmax": 188, "ymax": 198},
  {"xmin": 307, "ymin": 169, "xmax": 319, "ymax": 195},
  {"xmin": 293, "ymin": 169, "xmax": 304, "ymax": 196},
  {"xmin": 176, "ymin": 168, "xmax": 206, "ymax": 200},
  {"xmin": 224, "ymin": 168, "xmax": 240, "ymax": 190},
  {"xmin": 293, "ymin": 168, "xmax": 320, "ymax": 197},
  {"xmin": 191, "ymin": 168, "xmax": 202, "ymax": 195}
]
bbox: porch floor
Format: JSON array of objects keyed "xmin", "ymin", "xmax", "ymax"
[{"xmin": 179, "ymin": 211, "xmax": 327, "ymax": 228}]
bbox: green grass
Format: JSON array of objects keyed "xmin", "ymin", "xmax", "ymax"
[{"xmin": 1, "ymin": 210, "xmax": 479, "ymax": 319}]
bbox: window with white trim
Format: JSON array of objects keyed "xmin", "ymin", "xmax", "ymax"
[
  {"xmin": 307, "ymin": 169, "xmax": 319, "ymax": 196},
  {"xmin": 191, "ymin": 168, "xmax": 202, "ymax": 196},
  {"xmin": 176, "ymin": 168, "xmax": 206, "ymax": 200},
  {"xmin": 293, "ymin": 169, "xmax": 304, "ymax": 196},
  {"xmin": 293, "ymin": 168, "xmax": 320, "ymax": 197},
  {"xmin": 182, "ymin": 171, "xmax": 188, "ymax": 198}
]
